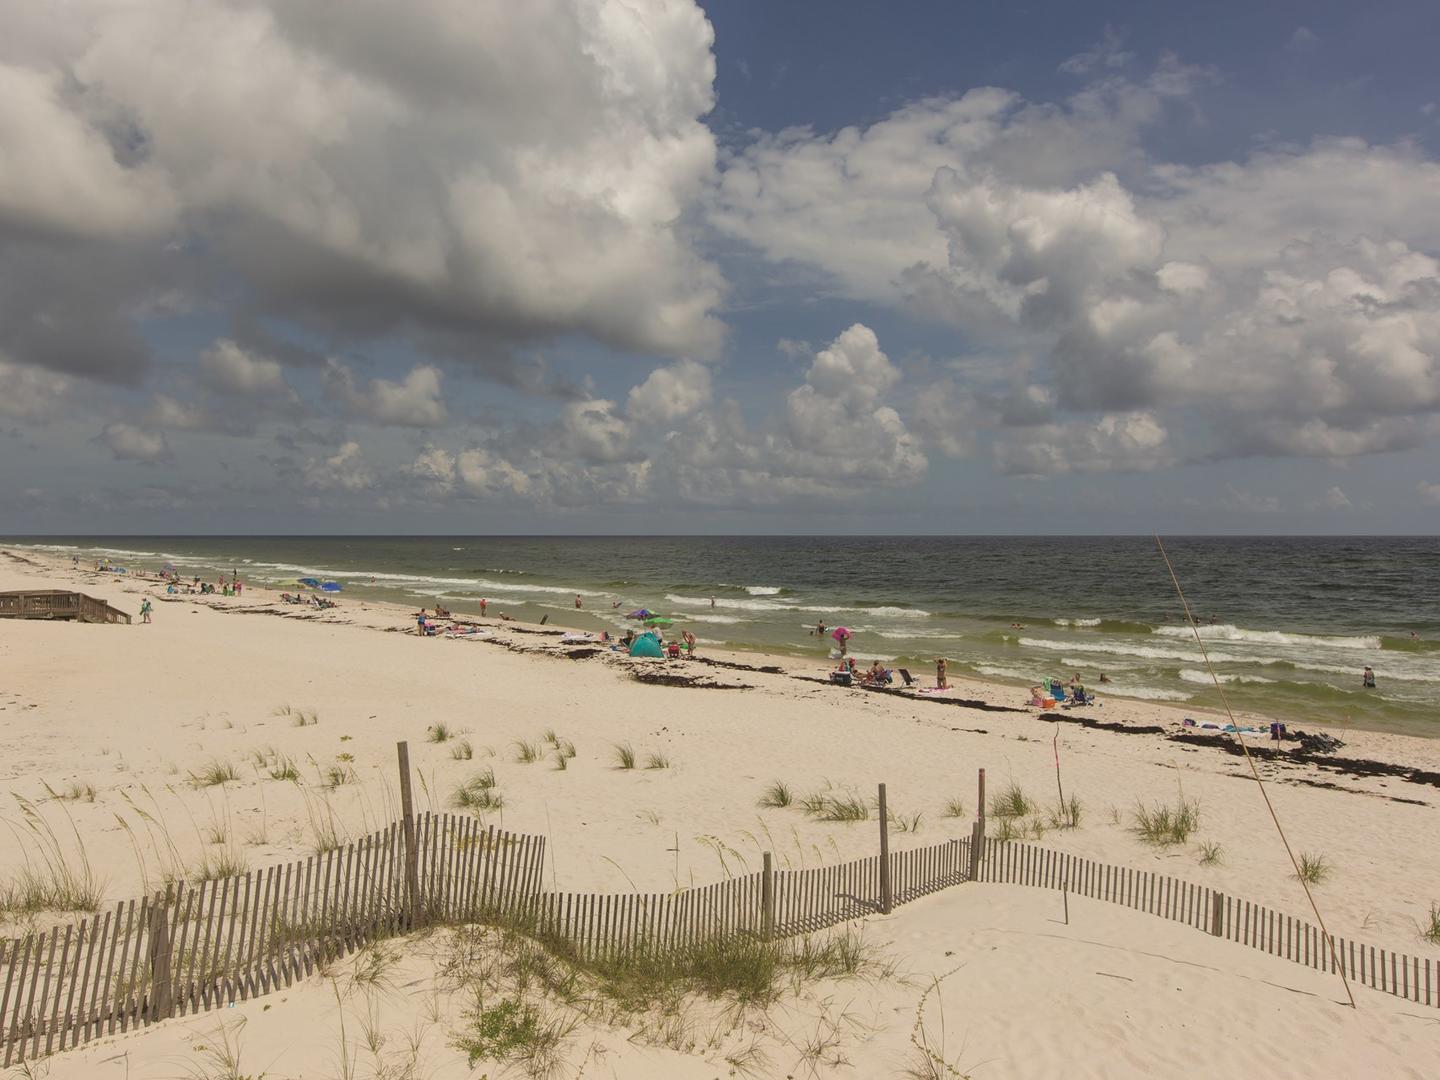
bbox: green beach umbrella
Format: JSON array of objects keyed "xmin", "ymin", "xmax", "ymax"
[{"xmin": 643, "ymin": 617, "xmax": 674, "ymax": 627}]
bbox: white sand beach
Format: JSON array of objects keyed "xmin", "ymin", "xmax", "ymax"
[{"xmin": 2, "ymin": 548, "xmax": 1438, "ymax": 1078}]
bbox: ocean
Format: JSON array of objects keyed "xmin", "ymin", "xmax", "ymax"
[{"xmin": 9, "ymin": 536, "xmax": 1440, "ymax": 737}]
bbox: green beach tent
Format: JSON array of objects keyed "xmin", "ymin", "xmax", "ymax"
[{"xmin": 629, "ymin": 633, "xmax": 664, "ymax": 658}]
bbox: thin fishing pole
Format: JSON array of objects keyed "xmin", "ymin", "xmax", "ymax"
[{"xmin": 1154, "ymin": 535, "xmax": 1356, "ymax": 1009}]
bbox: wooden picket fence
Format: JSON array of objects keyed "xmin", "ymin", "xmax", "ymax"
[
  {"xmin": 3, "ymin": 760, "xmax": 1435, "ymax": 1067},
  {"xmin": 0, "ymin": 813, "xmax": 545, "ymax": 1067},
  {"xmin": 526, "ymin": 838, "xmax": 969, "ymax": 962},
  {"xmin": 974, "ymin": 837, "xmax": 1439, "ymax": 1009}
]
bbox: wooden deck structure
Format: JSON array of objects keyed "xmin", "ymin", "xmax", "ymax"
[{"xmin": 0, "ymin": 591, "xmax": 131, "ymax": 625}]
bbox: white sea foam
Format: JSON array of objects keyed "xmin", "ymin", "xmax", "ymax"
[
  {"xmin": 666, "ymin": 592, "xmax": 785, "ymax": 612},
  {"xmin": 1107, "ymin": 686, "xmax": 1193, "ymax": 702},
  {"xmin": 1152, "ymin": 624, "xmax": 1380, "ymax": 650},
  {"xmin": 875, "ymin": 629, "xmax": 963, "ymax": 640},
  {"xmin": 674, "ymin": 612, "xmax": 745, "ymax": 625},
  {"xmin": 1053, "ymin": 617, "xmax": 1102, "ymax": 627},
  {"xmin": 863, "ymin": 606, "xmax": 932, "ymax": 618},
  {"xmin": 745, "ymin": 586, "xmax": 782, "ymax": 595},
  {"xmin": 1177, "ymin": 669, "xmax": 1277, "ymax": 686},
  {"xmin": 973, "ymin": 665, "xmax": 1034, "ymax": 680},
  {"xmin": 1019, "ymin": 637, "xmax": 1208, "ymax": 664}
]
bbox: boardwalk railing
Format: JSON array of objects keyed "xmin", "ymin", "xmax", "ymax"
[
  {"xmin": 0, "ymin": 590, "xmax": 130, "ymax": 624},
  {"xmin": 3, "ymin": 762, "xmax": 1435, "ymax": 1066}
]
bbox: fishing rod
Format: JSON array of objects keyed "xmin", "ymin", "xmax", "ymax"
[{"xmin": 1154, "ymin": 535, "xmax": 1356, "ymax": 1009}]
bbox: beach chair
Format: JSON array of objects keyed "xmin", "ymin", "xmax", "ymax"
[{"xmin": 897, "ymin": 668, "xmax": 915, "ymax": 687}]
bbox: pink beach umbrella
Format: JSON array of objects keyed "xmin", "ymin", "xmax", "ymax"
[{"xmin": 830, "ymin": 627, "xmax": 851, "ymax": 642}]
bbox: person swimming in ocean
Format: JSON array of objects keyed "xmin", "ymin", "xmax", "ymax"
[{"xmin": 1362, "ymin": 666, "xmax": 1376, "ymax": 688}]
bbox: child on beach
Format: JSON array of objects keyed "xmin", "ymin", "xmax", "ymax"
[
  {"xmin": 139, "ymin": 598, "xmax": 152, "ymax": 624},
  {"xmin": 935, "ymin": 657, "xmax": 949, "ymax": 689}
]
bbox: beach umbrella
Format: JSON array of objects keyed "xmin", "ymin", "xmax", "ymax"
[
  {"xmin": 296, "ymin": 577, "xmax": 320, "ymax": 588},
  {"xmin": 320, "ymin": 582, "xmax": 343, "ymax": 592},
  {"xmin": 831, "ymin": 627, "xmax": 852, "ymax": 642},
  {"xmin": 643, "ymin": 617, "xmax": 674, "ymax": 627},
  {"xmin": 626, "ymin": 608, "xmax": 654, "ymax": 619}
]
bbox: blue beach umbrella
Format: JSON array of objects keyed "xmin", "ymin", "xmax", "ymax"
[
  {"xmin": 626, "ymin": 608, "xmax": 654, "ymax": 619},
  {"xmin": 320, "ymin": 582, "xmax": 343, "ymax": 592},
  {"xmin": 296, "ymin": 577, "xmax": 321, "ymax": 588}
]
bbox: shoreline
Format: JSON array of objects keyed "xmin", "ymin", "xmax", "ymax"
[
  {"xmin": 8, "ymin": 536, "xmax": 1431, "ymax": 740},
  {"xmin": 7, "ymin": 546, "xmax": 1439, "ymax": 789}
]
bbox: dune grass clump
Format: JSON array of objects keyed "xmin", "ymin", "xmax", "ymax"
[
  {"xmin": 274, "ymin": 704, "xmax": 317, "ymax": 726},
  {"xmin": 1045, "ymin": 795, "xmax": 1082, "ymax": 830},
  {"xmin": 1420, "ymin": 903, "xmax": 1440, "ymax": 946},
  {"xmin": 451, "ymin": 740, "xmax": 474, "ymax": 761},
  {"xmin": 189, "ymin": 760, "xmax": 240, "ymax": 788},
  {"xmin": 1198, "ymin": 840, "xmax": 1224, "ymax": 866},
  {"xmin": 890, "ymin": 811, "xmax": 924, "ymax": 833},
  {"xmin": 940, "ymin": 797, "xmax": 965, "ymax": 819},
  {"xmin": 192, "ymin": 848, "xmax": 249, "ymax": 882},
  {"xmin": 268, "ymin": 756, "xmax": 299, "ymax": 782},
  {"xmin": 645, "ymin": 752, "xmax": 671, "ymax": 771},
  {"xmin": 322, "ymin": 764, "xmax": 355, "ymax": 789},
  {"xmin": 758, "ymin": 781, "xmax": 793, "ymax": 809},
  {"xmin": 427, "ymin": 721, "xmax": 453, "ymax": 743},
  {"xmin": 804, "ymin": 793, "xmax": 869, "ymax": 823},
  {"xmin": 0, "ymin": 797, "xmax": 104, "ymax": 915},
  {"xmin": 1295, "ymin": 852, "xmax": 1331, "ymax": 885},
  {"xmin": 989, "ymin": 783, "xmax": 1033, "ymax": 819},
  {"xmin": 612, "ymin": 743, "xmax": 637, "ymax": 771},
  {"xmin": 452, "ymin": 770, "xmax": 504, "ymax": 813},
  {"xmin": 1132, "ymin": 799, "xmax": 1201, "ymax": 847},
  {"xmin": 52, "ymin": 781, "xmax": 97, "ymax": 803},
  {"xmin": 514, "ymin": 740, "xmax": 543, "ymax": 764}
]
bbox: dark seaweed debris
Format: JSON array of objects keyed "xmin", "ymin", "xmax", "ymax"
[{"xmin": 629, "ymin": 669, "xmax": 751, "ymax": 690}]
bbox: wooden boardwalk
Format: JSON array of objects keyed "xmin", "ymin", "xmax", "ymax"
[{"xmin": 0, "ymin": 591, "xmax": 131, "ymax": 624}]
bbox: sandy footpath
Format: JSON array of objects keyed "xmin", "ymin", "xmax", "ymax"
[{"xmin": 2, "ymin": 548, "xmax": 1438, "ymax": 1077}]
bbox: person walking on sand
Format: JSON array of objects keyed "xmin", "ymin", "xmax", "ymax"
[
  {"xmin": 935, "ymin": 657, "xmax": 949, "ymax": 689},
  {"xmin": 139, "ymin": 597, "xmax": 153, "ymax": 624}
]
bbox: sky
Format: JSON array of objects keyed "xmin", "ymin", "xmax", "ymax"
[{"xmin": 2, "ymin": 0, "xmax": 1439, "ymax": 535}]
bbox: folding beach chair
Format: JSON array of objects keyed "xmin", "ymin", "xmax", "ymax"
[{"xmin": 898, "ymin": 668, "xmax": 915, "ymax": 687}]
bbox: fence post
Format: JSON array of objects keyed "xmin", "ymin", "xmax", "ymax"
[
  {"xmin": 968, "ymin": 768, "xmax": 986, "ymax": 881},
  {"xmin": 877, "ymin": 784, "xmax": 892, "ymax": 914},
  {"xmin": 148, "ymin": 898, "xmax": 174, "ymax": 1021},
  {"xmin": 761, "ymin": 852, "xmax": 775, "ymax": 939},
  {"xmin": 397, "ymin": 742, "xmax": 422, "ymax": 929},
  {"xmin": 1210, "ymin": 891, "xmax": 1224, "ymax": 937}
]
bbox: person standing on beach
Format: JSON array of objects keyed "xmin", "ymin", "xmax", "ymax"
[
  {"xmin": 936, "ymin": 657, "xmax": 949, "ymax": 689},
  {"xmin": 574, "ymin": 594, "xmax": 583, "ymax": 609},
  {"xmin": 480, "ymin": 598, "xmax": 488, "ymax": 616},
  {"xmin": 139, "ymin": 597, "xmax": 152, "ymax": 624}
]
